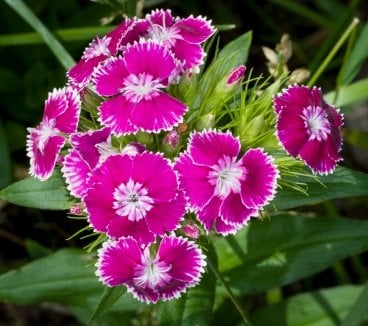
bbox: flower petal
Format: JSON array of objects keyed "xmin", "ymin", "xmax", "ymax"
[
  {"xmin": 175, "ymin": 153, "xmax": 214, "ymax": 209},
  {"xmin": 175, "ymin": 16, "xmax": 215, "ymax": 44},
  {"xmin": 146, "ymin": 190, "xmax": 186, "ymax": 236},
  {"xmin": 94, "ymin": 57, "xmax": 129, "ymax": 96},
  {"xmin": 130, "ymin": 92, "xmax": 187, "ymax": 132},
  {"xmin": 173, "ymin": 40, "xmax": 205, "ymax": 70},
  {"xmin": 98, "ymin": 95, "xmax": 138, "ymax": 136},
  {"xmin": 239, "ymin": 148, "xmax": 279, "ymax": 209},
  {"xmin": 197, "ymin": 196, "xmax": 221, "ymax": 233},
  {"xmin": 188, "ymin": 130, "xmax": 240, "ymax": 166}
]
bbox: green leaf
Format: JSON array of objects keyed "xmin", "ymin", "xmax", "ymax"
[
  {"xmin": 251, "ymin": 285, "xmax": 367, "ymax": 325},
  {"xmin": 217, "ymin": 31, "xmax": 252, "ymax": 74},
  {"xmin": 341, "ymin": 281, "xmax": 368, "ymax": 326},
  {"xmin": 89, "ymin": 286, "xmax": 127, "ymax": 322},
  {"xmin": 156, "ymin": 241, "xmax": 217, "ymax": 325},
  {"xmin": 0, "ymin": 248, "xmax": 102, "ymax": 307},
  {"xmin": 0, "ymin": 172, "xmax": 73, "ymax": 210},
  {"xmin": 270, "ymin": 166, "xmax": 368, "ymax": 212},
  {"xmin": 324, "ymin": 77, "xmax": 368, "ymax": 107},
  {"xmin": 214, "ymin": 215, "xmax": 368, "ymax": 295}
]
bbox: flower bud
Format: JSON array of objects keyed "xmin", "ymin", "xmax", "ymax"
[
  {"xmin": 214, "ymin": 65, "xmax": 246, "ymax": 97},
  {"xmin": 69, "ymin": 203, "xmax": 85, "ymax": 216},
  {"xmin": 162, "ymin": 130, "xmax": 180, "ymax": 155},
  {"xmin": 182, "ymin": 224, "xmax": 200, "ymax": 239}
]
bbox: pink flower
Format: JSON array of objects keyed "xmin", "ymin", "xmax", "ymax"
[
  {"xmin": 175, "ymin": 130, "xmax": 279, "ymax": 235},
  {"xmin": 26, "ymin": 87, "xmax": 80, "ymax": 181},
  {"xmin": 93, "ymin": 41, "xmax": 187, "ymax": 135},
  {"xmin": 96, "ymin": 235, "xmax": 206, "ymax": 303},
  {"xmin": 84, "ymin": 152, "xmax": 186, "ymax": 244},
  {"xmin": 273, "ymin": 85, "xmax": 344, "ymax": 175},
  {"xmin": 62, "ymin": 127, "xmax": 145, "ymax": 198},
  {"xmin": 142, "ymin": 9, "xmax": 215, "ymax": 72},
  {"xmin": 67, "ymin": 17, "xmax": 142, "ymax": 89}
]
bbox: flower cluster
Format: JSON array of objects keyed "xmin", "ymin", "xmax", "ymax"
[{"xmin": 26, "ymin": 8, "xmax": 344, "ymax": 304}]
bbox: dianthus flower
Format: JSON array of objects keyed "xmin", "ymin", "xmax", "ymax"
[
  {"xmin": 273, "ymin": 85, "xmax": 344, "ymax": 175},
  {"xmin": 141, "ymin": 9, "xmax": 215, "ymax": 72},
  {"xmin": 61, "ymin": 127, "xmax": 145, "ymax": 198},
  {"xmin": 84, "ymin": 152, "xmax": 186, "ymax": 244},
  {"xmin": 96, "ymin": 235, "xmax": 206, "ymax": 303},
  {"xmin": 175, "ymin": 130, "xmax": 278, "ymax": 235},
  {"xmin": 93, "ymin": 41, "xmax": 187, "ymax": 135},
  {"xmin": 67, "ymin": 17, "xmax": 142, "ymax": 89},
  {"xmin": 26, "ymin": 87, "xmax": 80, "ymax": 181}
]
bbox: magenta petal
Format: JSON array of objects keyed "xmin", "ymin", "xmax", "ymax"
[
  {"xmin": 67, "ymin": 56, "xmax": 105, "ymax": 89},
  {"xmin": 131, "ymin": 152, "xmax": 177, "ymax": 202},
  {"xmin": 62, "ymin": 149, "xmax": 91, "ymax": 198},
  {"xmin": 158, "ymin": 235, "xmax": 206, "ymax": 285},
  {"xmin": 96, "ymin": 238, "xmax": 142, "ymax": 287},
  {"xmin": 276, "ymin": 107, "xmax": 309, "ymax": 157},
  {"xmin": 175, "ymin": 154, "xmax": 214, "ymax": 209},
  {"xmin": 107, "ymin": 217, "xmax": 155, "ymax": 245},
  {"xmin": 220, "ymin": 192, "xmax": 257, "ymax": 226},
  {"xmin": 147, "ymin": 9, "xmax": 174, "ymax": 27},
  {"xmin": 274, "ymin": 85, "xmax": 322, "ymax": 114},
  {"xmin": 189, "ymin": 130, "xmax": 240, "ymax": 166},
  {"xmin": 214, "ymin": 218, "xmax": 241, "ymax": 236},
  {"xmin": 98, "ymin": 95, "xmax": 137, "ymax": 136},
  {"xmin": 106, "ymin": 17, "xmax": 137, "ymax": 52},
  {"xmin": 130, "ymin": 93, "xmax": 187, "ymax": 132},
  {"xmin": 146, "ymin": 190, "xmax": 186, "ymax": 236},
  {"xmin": 175, "ymin": 16, "xmax": 215, "ymax": 44},
  {"xmin": 239, "ymin": 148, "xmax": 279, "ymax": 209},
  {"xmin": 197, "ymin": 196, "xmax": 221, "ymax": 233},
  {"xmin": 94, "ymin": 57, "xmax": 129, "ymax": 96},
  {"xmin": 70, "ymin": 127, "xmax": 111, "ymax": 169},
  {"xmin": 173, "ymin": 40, "xmax": 205, "ymax": 70},
  {"xmin": 27, "ymin": 132, "xmax": 65, "ymax": 181},
  {"xmin": 123, "ymin": 42, "xmax": 176, "ymax": 80},
  {"xmin": 299, "ymin": 139, "xmax": 339, "ymax": 175}
]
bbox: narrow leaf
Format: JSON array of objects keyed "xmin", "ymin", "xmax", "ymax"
[
  {"xmin": 0, "ymin": 118, "xmax": 11, "ymax": 188},
  {"xmin": 270, "ymin": 166, "xmax": 368, "ymax": 212},
  {"xmin": 214, "ymin": 215, "xmax": 368, "ymax": 295},
  {"xmin": 252, "ymin": 285, "xmax": 366, "ymax": 325},
  {"xmin": 341, "ymin": 280, "xmax": 368, "ymax": 326},
  {"xmin": 0, "ymin": 172, "xmax": 73, "ymax": 210}
]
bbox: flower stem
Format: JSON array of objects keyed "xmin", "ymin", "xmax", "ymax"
[
  {"xmin": 206, "ymin": 258, "xmax": 252, "ymax": 325},
  {"xmin": 307, "ymin": 17, "xmax": 360, "ymax": 87}
]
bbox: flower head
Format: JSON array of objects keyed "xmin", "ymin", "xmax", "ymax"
[
  {"xmin": 96, "ymin": 235, "xmax": 206, "ymax": 303},
  {"xmin": 84, "ymin": 152, "xmax": 186, "ymax": 244},
  {"xmin": 175, "ymin": 130, "xmax": 279, "ymax": 235},
  {"xmin": 93, "ymin": 41, "xmax": 187, "ymax": 135},
  {"xmin": 26, "ymin": 87, "xmax": 80, "ymax": 181},
  {"xmin": 142, "ymin": 9, "xmax": 215, "ymax": 72},
  {"xmin": 273, "ymin": 85, "xmax": 344, "ymax": 175}
]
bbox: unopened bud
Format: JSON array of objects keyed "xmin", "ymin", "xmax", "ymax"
[
  {"xmin": 162, "ymin": 130, "xmax": 180, "ymax": 155},
  {"xmin": 215, "ymin": 65, "xmax": 246, "ymax": 96},
  {"xmin": 182, "ymin": 224, "xmax": 200, "ymax": 239},
  {"xmin": 70, "ymin": 203, "xmax": 85, "ymax": 216}
]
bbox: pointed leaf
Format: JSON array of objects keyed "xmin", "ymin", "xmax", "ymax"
[
  {"xmin": 252, "ymin": 285, "xmax": 366, "ymax": 325},
  {"xmin": 214, "ymin": 215, "xmax": 368, "ymax": 295},
  {"xmin": 270, "ymin": 166, "xmax": 368, "ymax": 212},
  {"xmin": 0, "ymin": 172, "xmax": 73, "ymax": 210}
]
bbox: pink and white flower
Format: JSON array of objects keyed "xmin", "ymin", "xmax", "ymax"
[
  {"xmin": 26, "ymin": 87, "xmax": 80, "ymax": 181},
  {"xmin": 62, "ymin": 127, "xmax": 145, "ymax": 198},
  {"xmin": 84, "ymin": 152, "xmax": 186, "ymax": 244},
  {"xmin": 142, "ymin": 9, "xmax": 215, "ymax": 72},
  {"xmin": 93, "ymin": 41, "xmax": 187, "ymax": 135},
  {"xmin": 67, "ymin": 17, "xmax": 141, "ymax": 89},
  {"xmin": 273, "ymin": 85, "xmax": 344, "ymax": 175},
  {"xmin": 96, "ymin": 235, "xmax": 206, "ymax": 303},
  {"xmin": 175, "ymin": 130, "xmax": 279, "ymax": 235}
]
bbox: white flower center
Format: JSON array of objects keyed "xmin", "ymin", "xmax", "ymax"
[
  {"xmin": 133, "ymin": 248, "xmax": 171, "ymax": 290},
  {"xmin": 83, "ymin": 36, "xmax": 111, "ymax": 60},
  {"xmin": 302, "ymin": 105, "xmax": 331, "ymax": 141},
  {"xmin": 113, "ymin": 179, "xmax": 154, "ymax": 222},
  {"xmin": 36, "ymin": 119, "xmax": 59, "ymax": 154},
  {"xmin": 96, "ymin": 138, "xmax": 119, "ymax": 164},
  {"xmin": 208, "ymin": 156, "xmax": 246, "ymax": 198},
  {"xmin": 148, "ymin": 24, "xmax": 181, "ymax": 48},
  {"xmin": 121, "ymin": 73, "xmax": 163, "ymax": 103}
]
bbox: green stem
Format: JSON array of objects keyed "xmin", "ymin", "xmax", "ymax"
[
  {"xmin": 307, "ymin": 17, "xmax": 360, "ymax": 87},
  {"xmin": 207, "ymin": 258, "xmax": 252, "ymax": 326},
  {"xmin": 3, "ymin": 0, "xmax": 75, "ymax": 70}
]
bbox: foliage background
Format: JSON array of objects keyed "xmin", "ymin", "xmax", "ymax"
[{"xmin": 0, "ymin": 0, "xmax": 368, "ymax": 324}]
